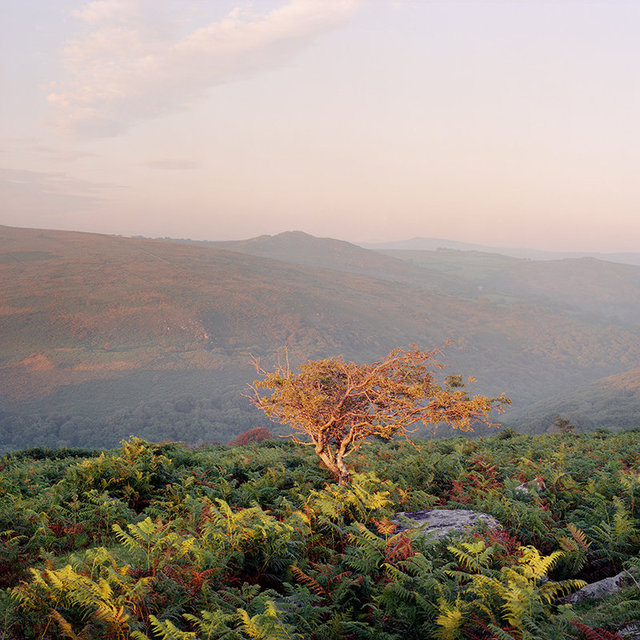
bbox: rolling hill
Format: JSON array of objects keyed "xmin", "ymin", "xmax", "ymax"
[
  {"xmin": 194, "ymin": 233, "xmax": 640, "ymax": 327},
  {"xmin": 506, "ymin": 366, "xmax": 640, "ymax": 433},
  {"xmin": 2, "ymin": 225, "xmax": 640, "ymax": 449},
  {"xmin": 174, "ymin": 230, "xmax": 474, "ymax": 296},
  {"xmin": 378, "ymin": 249, "xmax": 640, "ymax": 326},
  {"xmin": 363, "ymin": 237, "xmax": 640, "ymax": 265}
]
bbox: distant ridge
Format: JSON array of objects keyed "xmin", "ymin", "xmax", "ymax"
[
  {"xmin": 506, "ymin": 366, "xmax": 640, "ymax": 433},
  {"xmin": 359, "ymin": 237, "xmax": 640, "ymax": 266},
  {"xmin": 176, "ymin": 231, "xmax": 472, "ymax": 295}
]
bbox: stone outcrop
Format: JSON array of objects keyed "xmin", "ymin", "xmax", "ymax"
[
  {"xmin": 393, "ymin": 509, "xmax": 501, "ymax": 540},
  {"xmin": 514, "ymin": 477, "xmax": 546, "ymax": 495},
  {"xmin": 561, "ymin": 571, "xmax": 630, "ymax": 604},
  {"xmin": 619, "ymin": 624, "xmax": 640, "ymax": 640}
]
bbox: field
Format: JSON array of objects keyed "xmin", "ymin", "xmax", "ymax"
[{"xmin": 1, "ymin": 430, "xmax": 639, "ymax": 639}]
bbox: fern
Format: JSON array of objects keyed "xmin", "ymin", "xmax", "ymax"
[
  {"xmin": 112, "ymin": 517, "xmax": 196, "ymax": 572},
  {"xmin": 457, "ymin": 546, "xmax": 587, "ymax": 633},
  {"xmin": 12, "ymin": 550, "xmax": 152, "ymax": 639},
  {"xmin": 571, "ymin": 621, "xmax": 625, "ymax": 640},
  {"xmin": 617, "ymin": 468, "xmax": 640, "ymax": 513},
  {"xmin": 237, "ymin": 599, "xmax": 300, "ymax": 639},
  {"xmin": 539, "ymin": 579, "xmax": 587, "ymax": 603},
  {"xmin": 447, "ymin": 540, "xmax": 494, "ymax": 573},
  {"xmin": 50, "ymin": 610, "xmax": 91, "ymax": 640},
  {"xmin": 148, "ymin": 615, "xmax": 197, "ymax": 640},
  {"xmin": 516, "ymin": 546, "xmax": 563, "ymax": 580},
  {"xmin": 290, "ymin": 565, "xmax": 326, "ymax": 597},
  {"xmin": 486, "ymin": 623, "xmax": 519, "ymax": 640},
  {"xmin": 566, "ymin": 523, "xmax": 590, "ymax": 550},
  {"xmin": 182, "ymin": 609, "xmax": 237, "ymax": 640},
  {"xmin": 434, "ymin": 599, "xmax": 465, "ymax": 640},
  {"xmin": 306, "ymin": 472, "xmax": 392, "ymax": 525}
]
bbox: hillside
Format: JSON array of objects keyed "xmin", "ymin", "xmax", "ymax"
[
  {"xmin": 365, "ymin": 236, "xmax": 640, "ymax": 265},
  {"xmin": 184, "ymin": 233, "xmax": 640, "ymax": 326},
  {"xmin": 507, "ymin": 367, "xmax": 640, "ymax": 433},
  {"xmin": 2, "ymin": 225, "xmax": 640, "ymax": 449},
  {"xmin": 178, "ymin": 231, "xmax": 473, "ymax": 295},
  {"xmin": 379, "ymin": 248, "xmax": 521, "ymax": 284},
  {"xmin": 206, "ymin": 236, "xmax": 640, "ymax": 327},
  {"xmin": 381, "ymin": 248, "xmax": 640, "ymax": 326},
  {"xmin": 479, "ymin": 257, "xmax": 640, "ymax": 324}
]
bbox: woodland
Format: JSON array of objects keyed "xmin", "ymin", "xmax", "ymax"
[{"xmin": 1, "ymin": 430, "xmax": 639, "ymax": 639}]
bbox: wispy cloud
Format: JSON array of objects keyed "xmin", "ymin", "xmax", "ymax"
[
  {"xmin": 0, "ymin": 137, "xmax": 99, "ymax": 163},
  {"xmin": 142, "ymin": 159, "xmax": 199, "ymax": 171},
  {"xmin": 0, "ymin": 167, "xmax": 124, "ymax": 222},
  {"xmin": 47, "ymin": 0, "xmax": 366, "ymax": 138}
]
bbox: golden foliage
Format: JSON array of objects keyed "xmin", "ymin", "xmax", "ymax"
[{"xmin": 252, "ymin": 345, "xmax": 508, "ymax": 482}]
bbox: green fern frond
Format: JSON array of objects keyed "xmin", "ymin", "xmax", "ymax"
[
  {"xmin": 149, "ymin": 615, "xmax": 197, "ymax": 639},
  {"xmin": 539, "ymin": 579, "xmax": 587, "ymax": 603},
  {"xmin": 237, "ymin": 598, "xmax": 300, "ymax": 639},
  {"xmin": 186, "ymin": 610, "xmax": 236, "ymax": 639},
  {"xmin": 613, "ymin": 497, "xmax": 635, "ymax": 541},
  {"xmin": 566, "ymin": 523, "xmax": 590, "ymax": 549},
  {"xmin": 434, "ymin": 599, "xmax": 465, "ymax": 640},
  {"xmin": 486, "ymin": 623, "xmax": 518, "ymax": 640},
  {"xmin": 112, "ymin": 523, "xmax": 138, "ymax": 551},
  {"xmin": 447, "ymin": 540, "xmax": 492, "ymax": 572},
  {"xmin": 349, "ymin": 522, "xmax": 379, "ymax": 542},
  {"xmin": 501, "ymin": 586, "xmax": 532, "ymax": 628},
  {"xmin": 380, "ymin": 578, "xmax": 416, "ymax": 604}
]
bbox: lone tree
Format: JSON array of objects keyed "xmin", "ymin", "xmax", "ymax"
[{"xmin": 251, "ymin": 346, "xmax": 509, "ymax": 484}]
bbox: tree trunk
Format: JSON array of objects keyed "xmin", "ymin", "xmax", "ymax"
[
  {"xmin": 336, "ymin": 453, "xmax": 351, "ymax": 485},
  {"xmin": 316, "ymin": 448, "xmax": 350, "ymax": 485}
]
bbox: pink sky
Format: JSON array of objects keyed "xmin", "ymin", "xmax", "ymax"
[{"xmin": 1, "ymin": 0, "xmax": 639, "ymax": 251}]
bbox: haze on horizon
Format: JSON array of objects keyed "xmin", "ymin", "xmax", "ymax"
[{"xmin": 1, "ymin": 0, "xmax": 639, "ymax": 253}]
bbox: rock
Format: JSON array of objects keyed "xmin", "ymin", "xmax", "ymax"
[
  {"xmin": 619, "ymin": 624, "xmax": 640, "ymax": 640},
  {"xmin": 393, "ymin": 509, "xmax": 501, "ymax": 540},
  {"xmin": 561, "ymin": 571, "xmax": 629, "ymax": 604},
  {"xmin": 514, "ymin": 477, "xmax": 546, "ymax": 495}
]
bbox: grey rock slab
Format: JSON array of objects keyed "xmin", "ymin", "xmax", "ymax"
[
  {"xmin": 514, "ymin": 478, "xmax": 546, "ymax": 496},
  {"xmin": 619, "ymin": 624, "xmax": 640, "ymax": 640},
  {"xmin": 393, "ymin": 509, "xmax": 501, "ymax": 540},
  {"xmin": 561, "ymin": 571, "xmax": 629, "ymax": 604}
]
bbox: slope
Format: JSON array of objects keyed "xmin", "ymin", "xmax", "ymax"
[
  {"xmin": 186, "ymin": 230, "xmax": 472, "ymax": 295},
  {"xmin": 381, "ymin": 248, "xmax": 640, "ymax": 326},
  {"xmin": 506, "ymin": 367, "xmax": 640, "ymax": 433},
  {"xmin": 364, "ymin": 237, "xmax": 640, "ymax": 265},
  {"xmin": 2, "ymin": 225, "xmax": 640, "ymax": 448}
]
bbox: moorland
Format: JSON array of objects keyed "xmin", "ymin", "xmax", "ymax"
[
  {"xmin": 1, "ymin": 430, "xmax": 639, "ymax": 638},
  {"xmin": 2, "ymin": 225, "xmax": 640, "ymax": 638},
  {"xmin": 2, "ymin": 225, "xmax": 640, "ymax": 450}
]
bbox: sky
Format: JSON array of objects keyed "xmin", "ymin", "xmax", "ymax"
[{"xmin": 1, "ymin": 0, "xmax": 639, "ymax": 251}]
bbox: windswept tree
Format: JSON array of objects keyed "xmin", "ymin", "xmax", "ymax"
[{"xmin": 251, "ymin": 346, "xmax": 509, "ymax": 484}]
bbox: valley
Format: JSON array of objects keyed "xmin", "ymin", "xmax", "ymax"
[{"xmin": 2, "ymin": 225, "xmax": 640, "ymax": 450}]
